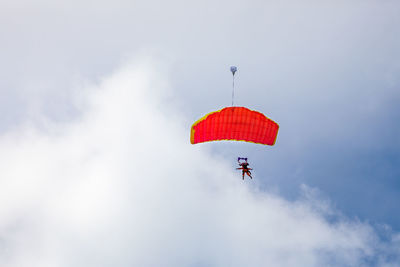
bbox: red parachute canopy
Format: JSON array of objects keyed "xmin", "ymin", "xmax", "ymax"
[{"xmin": 190, "ymin": 107, "xmax": 279, "ymax": 145}]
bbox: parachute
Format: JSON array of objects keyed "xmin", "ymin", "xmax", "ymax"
[
  {"xmin": 190, "ymin": 106, "xmax": 279, "ymax": 145},
  {"xmin": 190, "ymin": 66, "xmax": 279, "ymax": 146}
]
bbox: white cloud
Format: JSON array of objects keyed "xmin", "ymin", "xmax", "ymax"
[{"xmin": 0, "ymin": 60, "xmax": 398, "ymax": 267}]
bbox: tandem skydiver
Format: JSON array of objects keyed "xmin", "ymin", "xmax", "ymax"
[{"xmin": 236, "ymin": 157, "xmax": 253, "ymax": 180}]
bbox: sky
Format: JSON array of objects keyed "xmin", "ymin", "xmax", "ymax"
[{"xmin": 1, "ymin": 0, "xmax": 400, "ymax": 266}]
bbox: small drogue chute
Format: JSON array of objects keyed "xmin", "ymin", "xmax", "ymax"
[{"xmin": 230, "ymin": 66, "xmax": 237, "ymax": 75}]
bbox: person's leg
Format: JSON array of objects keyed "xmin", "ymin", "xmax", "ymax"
[{"xmin": 247, "ymin": 171, "xmax": 252, "ymax": 179}]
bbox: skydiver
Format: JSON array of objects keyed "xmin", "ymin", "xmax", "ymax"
[{"xmin": 237, "ymin": 157, "xmax": 252, "ymax": 180}]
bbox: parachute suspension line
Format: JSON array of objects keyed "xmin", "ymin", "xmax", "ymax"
[
  {"xmin": 232, "ymin": 74, "xmax": 235, "ymax": 106},
  {"xmin": 230, "ymin": 66, "xmax": 237, "ymax": 106}
]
